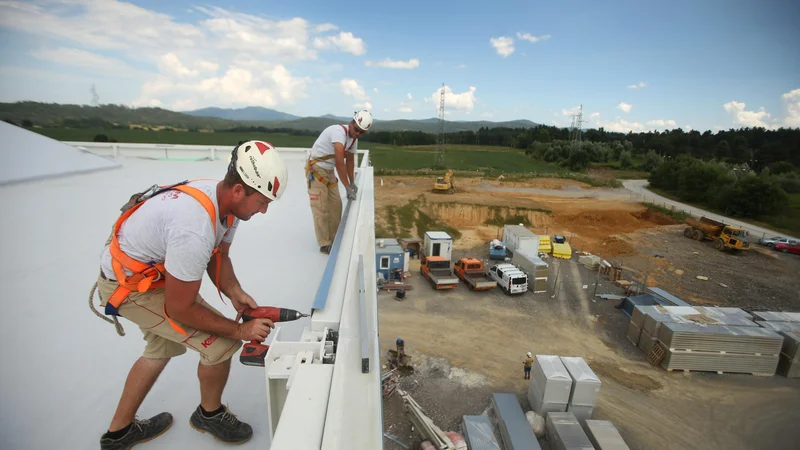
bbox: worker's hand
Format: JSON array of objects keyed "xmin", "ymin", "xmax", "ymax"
[
  {"xmin": 237, "ymin": 318, "xmax": 274, "ymax": 342},
  {"xmin": 346, "ymin": 185, "xmax": 357, "ymax": 200},
  {"xmin": 352, "ymin": 184, "xmax": 358, "ymax": 195},
  {"xmin": 232, "ymin": 292, "xmax": 259, "ymax": 322}
]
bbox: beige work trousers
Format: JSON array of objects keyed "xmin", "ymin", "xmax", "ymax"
[{"xmin": 307, "ymin": 166, "xmax": 342, "ymax": 247}]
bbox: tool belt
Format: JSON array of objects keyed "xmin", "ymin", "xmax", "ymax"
[{"xmin": 102, "ymin": 180, "xmax": 233, "ymax": 336}]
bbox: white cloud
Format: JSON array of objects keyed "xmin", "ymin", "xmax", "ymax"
[
  {"xmin": 364, "ymin": 58, "xmax": 419, "ymax": 69},
  {"xmin": 398, "ymin": 107, "xmax": 413, "ymax": 113},
  {"xmin": 594, "ymin": 118, "xmax": 647, "ymax": 133},
  {"xmin": 589, "ymin": 112, "xmax": 600, "ymax": 119},
  {"xmin": 314, "ymin": 23, "xmax": 338, "ymax": 33},
  {"xmin": 455, "ymin": 64, "xmax": 467, "ymax": 69},
  {"xmin": 0, "ymin": 2, "xmax": 366, "ymax": 109},
  {"xmin": 431, "ymin": 85, "xmax": 478, "ymax": 111},
  {"xmin": 356, "ymin": 102, "xmax": 373, "ymax": 110},
  {"xmin": 627, "ymin": 81, "xmax": 647, "ymax": 89},
  {"xmin": 490, "ymin": 36, "xmax": 514, "ymax": 57},
  {"xmin": 29, "ymin": 47, "xmax": 141, "ymax": 77},
  {"xmin": 646, "ymin": 119, "xmax": 677, "ymax": 128},
  {"xmin": 313, "ymin": 31, "xmax": 366, "ymax": 55},
  {"xmin": 373, "ymin": 87, "xmax": 379, "ymax": 93},
  {"xmin": 782, "ymin": 89, "xmax": 800, "ymax": 128},
  {"xmin": 516, "ymin": 32, "xmax": 551, "ymax": 43},
  {"xmin": 340, "ymin": 79, "xmax": 368, "ymax": 101},
  {"xmin": 723, "ymin": 100, "xmax": 774, "ymax": 128},
  {"xmin": 562, "ymin": 106, "xmax": 581, "ymax": 116},
  {"xmin": 133, "ymin": 63, "xmax": 308, "ymax": 110},
  {"xmin": 617, "ymin": 102, "xmax": 632, "ymax": 113},
  {"xmin": 684, "ymin": 125, "xmax": 693, "ymax": 131},
  {"xmin": 407, "ymin": 93, "xmax": 413, "ymax": 100},
  {"xmin": 158, "ymin": 53, "xmax": 198, "ymax": 77}
]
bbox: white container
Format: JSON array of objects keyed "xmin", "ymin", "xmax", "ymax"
[
  {"xmin": 423, "ymin": 231, "xmax": 453, "ymax": 261},
  {"xmin": 503, "ymin": 225, "xmax": 540, "ymax": 256}
]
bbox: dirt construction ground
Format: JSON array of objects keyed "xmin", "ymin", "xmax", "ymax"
[{"xmin": 375, "ymin": 175, "xmax": 800, "ymax": 450}]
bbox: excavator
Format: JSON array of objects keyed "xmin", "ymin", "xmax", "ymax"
[{"xmin": 432, "ymin": 169, "xmax": 455, "ymax": 194}]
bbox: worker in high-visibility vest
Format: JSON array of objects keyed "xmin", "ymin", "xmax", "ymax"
[
  {"xmin": 306, "ymin": 110, "xmax": 373, "ymax": 254},
  {"xmin": 93, "ymin": 140, "xmax": 288, "ymax": 449}
]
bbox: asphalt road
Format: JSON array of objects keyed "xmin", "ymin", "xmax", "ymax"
[{"xmin": 622, "ymin": 179, "xmax": 799, "ymax": 241}]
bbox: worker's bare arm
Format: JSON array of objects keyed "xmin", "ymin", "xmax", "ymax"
[
  {"xmin": 334, "ymin": 142, "xmax": 350, "ymax": 189},
  {"xmin": 164, "ymin": 272, "xmax": 242, "ymax": 340},
  {"xmin": 346, "ymin": 152, "xmax": 355, "ymax": 187}
]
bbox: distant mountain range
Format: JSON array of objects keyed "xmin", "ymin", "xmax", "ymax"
[{"xmin": 0, "ymin": 102, "xmax": 540, "ymax": 133}]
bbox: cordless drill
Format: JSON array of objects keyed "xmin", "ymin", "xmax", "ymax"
[{"xmin": 239, "ymin": 306, "xmax": 309, "ymax": 367}]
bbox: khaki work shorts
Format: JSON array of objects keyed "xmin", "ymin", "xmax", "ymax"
[{"xmin": 96, "ymin": 273, "xmax": 242, "ymax": 365}]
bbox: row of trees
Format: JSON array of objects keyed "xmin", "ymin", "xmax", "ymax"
[{"xmin": 648, "ymin": 155, "xmax": 797, "ymax": 219}]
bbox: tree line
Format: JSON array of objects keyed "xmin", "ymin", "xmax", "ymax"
[{"xmin": 648, "ymin": 154, "xmax": 799, "ymax": 229}]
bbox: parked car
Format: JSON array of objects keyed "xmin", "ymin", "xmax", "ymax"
[
  {"xmin": 758, "ymin": 236, "xmax": 790, "ymax": 247},
  {"xmin": 774, "ymin": 240, "xmax": 800, "ymax": 255}
]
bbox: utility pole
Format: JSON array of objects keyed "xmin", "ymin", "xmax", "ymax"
[
  {"xmin": 569, "ymin": 105, "xmax": 583, "ymax": 151},
  {"xmin": 435, "ymin": 82, "xmax": 446, "ymax": 169}
]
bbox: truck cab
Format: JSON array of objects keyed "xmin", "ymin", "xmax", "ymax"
[
  {"xmin": 454, "ymin": 258, "xmax": 497, "ymax": 291},
  {"xmin": 420, "ymin": 255, "xmax": 460, "ymax": 290},
  {"xmin": 488, "ymin": 263, "xmax": 528, "ymax": 295}
]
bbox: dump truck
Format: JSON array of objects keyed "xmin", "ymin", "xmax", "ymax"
[
  {"xmin": 683, "ymin": 216, "xmax": 750, "ymax": 252},
  {"xmin": 420, "ymin": 255, "xmax": 460, "ymax": 290},
  {"xmin": 454, "ymin": 258, "xmax": 497, "ymax": 291},
  {"xmin": 432, "ymin": 169, "xmax": 455, "ymax": 194}
]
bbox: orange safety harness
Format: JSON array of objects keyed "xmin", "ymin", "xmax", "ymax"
[
  {"xmin": 305, "ymin": 125, "xmax": 356, "ymax": 188},
  {"xmin": 104, "ymin": 180, "xmax": 234, "ymax": 336}
]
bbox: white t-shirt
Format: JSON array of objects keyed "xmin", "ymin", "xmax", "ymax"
[
  {"xmin": 100, "ymin": 179, "xmax": 239, "ymax": 283},
  {"xmin": 309, "ymin": 124, "xmax": 358, "ymax": 170}
]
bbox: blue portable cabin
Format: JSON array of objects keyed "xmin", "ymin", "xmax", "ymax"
[{"xmin": 376, "ymin": 238, "xmax": 406, "ymax": 281}]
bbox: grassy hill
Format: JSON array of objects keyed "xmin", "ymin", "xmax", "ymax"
[{"xmin": 1, "ymin": 101, "xmax": 539, "ymax": 133}]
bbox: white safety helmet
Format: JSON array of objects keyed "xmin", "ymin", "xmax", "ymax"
[
  {"xmin": 527, "ymin": 352, "xmax": 532, "ymax": 357},
  {"xmin": 353, "ymin": 109, "xmax": 373, "ymax": 132},
  {"xmin": 228, "ymin": 140, "xmax": 288, "ymax": 201}
]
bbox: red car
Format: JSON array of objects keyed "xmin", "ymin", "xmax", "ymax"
[{"xmin": 774, "ymin": 240, "xmax": 800, "ymax": 255}]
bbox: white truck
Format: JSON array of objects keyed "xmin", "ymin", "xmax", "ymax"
[
  {"xmin": 503, "ymin": 225, "xmax": 540, "ymax": 257},
  {"xmin": 488, "ymin": 263, "xmax": 529, "ymax": 295},
  {"xmin": 423, "ymin": 231, "xmax": 453, "ymax": 260}
]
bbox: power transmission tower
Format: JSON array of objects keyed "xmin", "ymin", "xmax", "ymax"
[
  {"xmin": 569, "ymin": 104, "xmax": 583, "ymax": 150},
  {"xmin": 90, "ymin": 84, "xmax": 100, "ymax": 106},
  {"xmin": 435, "ymin": 82, "xmax": 446, "ymax": 169}
]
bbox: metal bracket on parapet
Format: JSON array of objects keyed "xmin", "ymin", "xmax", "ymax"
[{"xmin": 358, "ymin": 254, "xmax": 369, "ymax": 373}]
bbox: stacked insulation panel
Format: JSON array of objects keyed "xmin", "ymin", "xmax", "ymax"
[
  {"xmin": 545, "ymin": 412, "xmax": 595, "ymax": 450},
  {"xmin": 538, "ymin": 234, "xmax": 552, "ymax": 254},
  {"xmin": 527, "ymin": 355, "xmax": 572, "ymax": 414},
  {"xmin": 461, "ymin": 415, "xmax": 502, "ymax": 450},
  {"xmin": 492, "ymin": 393, "xmax": 542, "ymax": 450},
  {"xmin": 560, "ymin": 357, "xmax": 601, "ymax": 421},
  {"xmin": 752, "ymin": 311, "xmax": 800, "ymax": 322},
  {"xmin": 657, "ymin": 323, "xmax": 783, "ymax": 375},
  {"xmin": 777, "ymin": 331, "xmax": 800, "ymax": 378},
  {"xmin": 552, "ymin": 242, "xmax": 572, "ymax": 260},
  {"xmin": 582, "ymin": 420, "xmax": 631, "ymax": 450}
]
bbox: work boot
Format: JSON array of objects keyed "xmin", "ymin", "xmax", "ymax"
[
  {"xmin": 190, "ymin": 405, "xmax": 253, "ymax": 444},
  {"xmin": 100, "ymin": 413, "xmax": 173, "ymax": 450},
  {"xmin": 320, "ymin": 245, "xmax": 331, "ymax": 254}
]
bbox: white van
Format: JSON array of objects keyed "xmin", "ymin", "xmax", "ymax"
[{"xmin": 488, "ymin": 263, "xmax": 528, "ymax": 295}]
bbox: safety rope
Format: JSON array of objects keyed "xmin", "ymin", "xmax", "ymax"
[{"xmin": 88, "ymin": 281, "xmax": 125, "ymax": 337}]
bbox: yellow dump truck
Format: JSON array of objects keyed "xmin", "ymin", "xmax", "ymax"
[{"xmin": 683, "ymin": 216, "xmax": 750, "ymax": 252}]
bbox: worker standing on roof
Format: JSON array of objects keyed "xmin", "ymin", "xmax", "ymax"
[
  {"xmin": 306, "ymin": 110, "xmax": 373, "ymax": 254},
  {"xmin": 92, "ymin": 140, "xmax": 288, "ymax": 449},
  {"xmin": 523, "ymin": 352, "xmax": 534, "ymax": 380}
]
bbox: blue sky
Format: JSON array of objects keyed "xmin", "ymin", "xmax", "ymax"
[{"xmin": 0, "ymin": 0, "xmax": 798, "ymax": 133}]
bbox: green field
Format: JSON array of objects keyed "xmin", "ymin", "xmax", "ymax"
[
  {"xmin": 367, "ymin": 144, "xmax": 566, "ymax": 174},
  {"xmin": 29, "ymin": 127, "xmax": 318, "ymax": 147},
  {"xmin": 29, "ymin": 127, "xmax": 567, "ymax": 175}
]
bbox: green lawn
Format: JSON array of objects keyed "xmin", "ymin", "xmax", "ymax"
[
  {"xmin": 368, "ymin": 144, "xmax": 566, "ymax": 174},
  {"xmin": 27, "ymin": 127, "xmax": 318, "ymax": 147}
]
